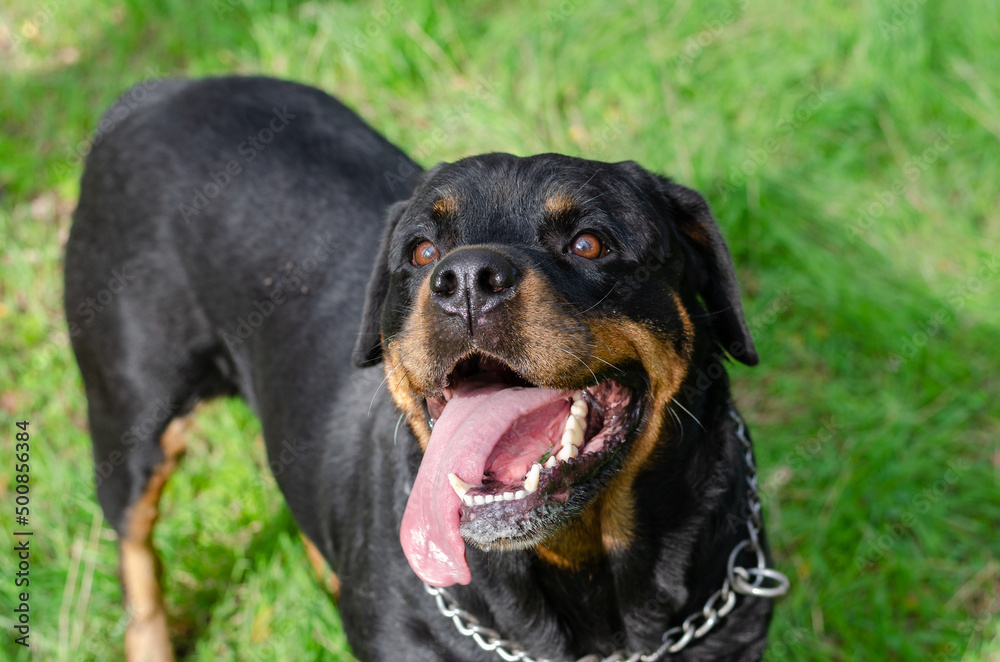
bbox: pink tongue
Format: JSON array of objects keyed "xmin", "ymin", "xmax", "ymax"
[{"xmin": 400, "ymin": 377, "xmax": 570, "ymax": 586}]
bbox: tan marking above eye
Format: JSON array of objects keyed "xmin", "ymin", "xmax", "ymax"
[
  {"xmin": 412, "ymin": 240, "xmax": 440, "ymax": 267},
  {"xmin": 544, "ymin": 193, "xmax": 577, "ymax": 216},
  {"xmin": 431, "ymin": 196, "xmax": 458, "ymax": 218},
  {"xmin": 570, "ymin": 232, "xmax": 608, "ymax": 259}
]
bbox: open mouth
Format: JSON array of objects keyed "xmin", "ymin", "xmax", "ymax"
[{"xmin": 400, "ymin": 354, "xmax": 645, "ymax": 587}]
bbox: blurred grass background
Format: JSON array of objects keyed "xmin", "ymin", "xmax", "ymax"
[{"xmin": 1, "ymin": 0, "xmax": 998, "ymax": 660}]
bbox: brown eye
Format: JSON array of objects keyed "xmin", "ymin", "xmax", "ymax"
[
  {"xmin": 412, "ymin": 240, "xmax": 439, "ymax": 267},
  {"xmin": 570, "ymin": 232, "xmax": 608, "ymax": 259}
]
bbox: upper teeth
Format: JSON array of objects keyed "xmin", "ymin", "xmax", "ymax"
[
  {"xmin": 556, "ymin": 444, "xmax": 578, "ymax": 461},
  {"xmin": 449, "ymin": 392, "xmax": 593, "ymax": 508},
  {"xmin": 557, "ymin": 396, "xmax": 587, "ymax": 460}
]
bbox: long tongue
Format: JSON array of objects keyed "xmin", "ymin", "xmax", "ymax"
[{"xmin": 400, "ymin": 377, "xmax": 570, "ymax": 586}]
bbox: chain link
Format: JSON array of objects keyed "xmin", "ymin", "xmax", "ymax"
[{"xmin": 425, "ymin": 406, "xmax": 789, "ymax": 662}]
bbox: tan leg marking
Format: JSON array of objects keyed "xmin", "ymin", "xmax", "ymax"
[
  {"xmin": 300, "ymin": 533, "xmax": 341, "ymax": 602},
  {"xmin": 120, "ymin": 418, "xmax": 188, "ymax": 662}
]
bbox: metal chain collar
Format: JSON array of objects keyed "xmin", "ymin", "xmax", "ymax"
[{"xmin": 424, "ymin": 407, "xmax": 790, "ymax": 662}]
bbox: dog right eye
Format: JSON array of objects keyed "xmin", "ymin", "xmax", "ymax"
[
  {"xmin": 569, "ymin": 232, "xmax": 609, "ymax": 259},
  {"xmin": 412, "ymin": 240, "xmax": 440, "ymax": 267}
]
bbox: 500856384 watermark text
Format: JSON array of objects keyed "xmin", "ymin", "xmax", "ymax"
[{"xmin": 11, "ymin": 420, "xmax": 33, "ymax": 648}]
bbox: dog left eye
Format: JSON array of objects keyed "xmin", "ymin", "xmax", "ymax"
[
  {"xmin": 412, "ymin": 240, "xmax": 440, "ymax": 267},
  {"xmin": 569, "ymin": 232, "xmax": 609, "ymax": 259}
]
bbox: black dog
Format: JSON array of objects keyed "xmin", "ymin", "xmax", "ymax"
[{"xmin": 66, "ymin": 76, "xmax": 787, "ymax": 661}]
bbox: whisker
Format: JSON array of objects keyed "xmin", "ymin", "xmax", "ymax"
[
  {"xmin": 690, "ymin": 305, "xmax": 734, "ymax": 320},
  {"xmin": 579, "ymin": 279, "xmax": 620, "ymax": 314},
  {"xmin": 574, "ymin": 168, "xmax": 602, "ymax": 195},
  {"xmin": 666, "ymin": 403, "xmax": 684, "ymax": 442},
  {"xmin": 557, "ymin": 346, "xmax": 599, "ymax": 386},
  {"xmin": 369, "ymin": 357, "xmax": 404, "ymax": 416},
  {"xmin": 587, "ymin": 353, "xmax": 625, "ymax": 374},
  {"xmin": 577, "ymin": 191, "xmax": 608, "ymax": 206},
  {"xmin": 670, "ymin": 397, "xmax": 705, "ymax": 432},
  {"xmin": 393, "ymin": 412, "xmax": 405, "ymax": 446}
]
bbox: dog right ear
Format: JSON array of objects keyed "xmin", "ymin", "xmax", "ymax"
[
  {"xmin": 353, "ymin": 163, "xmax": 448, "ymax": 367},
  {"xmin": 353, "ymin": 198, "xmax": 410, "ymax": 368}
]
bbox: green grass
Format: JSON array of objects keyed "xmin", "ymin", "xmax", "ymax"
[{"xmin": 1, "ymin": 0, "xmax": 998, "ymax": 659}]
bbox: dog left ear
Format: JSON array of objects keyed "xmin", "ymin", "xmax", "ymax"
[
  {"xmin": 352, "ymin": 199, "xmax": 411, "ymax": 368},
  {"xmin": 655, "ymin": 176, "xmax": 759, "ymax": 366}
]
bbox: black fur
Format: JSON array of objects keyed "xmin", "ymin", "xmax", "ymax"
[{"xmin": 67, "ymin": 76, "xmax": 777, "ymax": 661}]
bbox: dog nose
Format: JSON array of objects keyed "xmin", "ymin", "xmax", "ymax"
[{"xmin": 429, "ymin": 247, "xmax": 518, "ymax": 330}]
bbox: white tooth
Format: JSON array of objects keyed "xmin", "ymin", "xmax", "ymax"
[
  {"xmin": 557, "ymin": 442, "xmax": 578, "ymax": 461},
  {"xmin": 503, "ymin": 491, "xmax": 515, "ymax": 501},
  {"xmin": 564, "ymin": 415, "xmax": 585, "ymax": 439},
  {"xmin": 463, "ymin": 496, "xmax": 474, "ymax": 507},
  {"xmin": 545, "ymin": 455, "xmax": 558, "ymax": 469},
  {"xmin": 572, "ymin": 390, "xmax": 585, "ymax": 402},
  {"xmin": 448, "ymin": 473, "xmax": 473, "ymax": 498},
  {"xmin": 484, "ymin": 494, "xmax": 494, "ymax": 504},
  {"xmin": 514, "ymin": 489, "xmax": 526, "ymax": 500},
  {"xmin": 524, "ymin": 463, "xmax": 541, "ymax": 493},
  {"xmin": 474, "ymin": 495, "xmax": 485, "ymax": 505},
  {"xmin": 571, "ymin": 400, "xmax": 588, "ymax": 418},
  {"xmin": 562, "ymin": 424, "xmax": 584, "ymax": 449}
]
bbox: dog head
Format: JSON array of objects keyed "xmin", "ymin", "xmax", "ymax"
[{"xmin": 353, "ymin": 153, "xmax": 756, "ymax": 586}]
